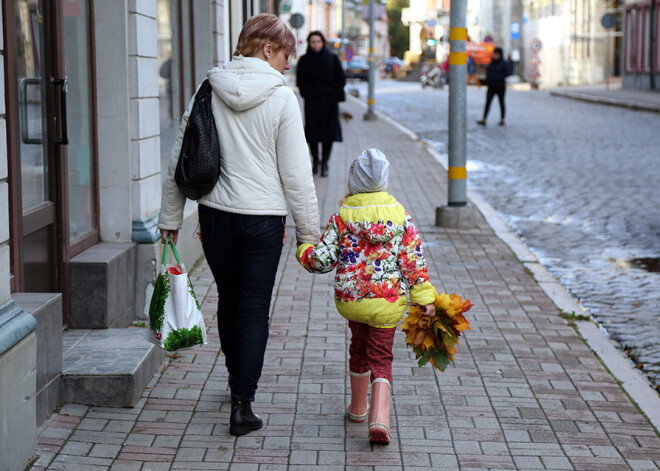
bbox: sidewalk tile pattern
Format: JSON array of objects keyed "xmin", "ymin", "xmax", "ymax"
[{"xmin": 31, "ymin": 99, "xmax": 659, "ymax": 470}]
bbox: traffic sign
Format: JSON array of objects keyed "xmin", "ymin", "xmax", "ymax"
[
  {"xmin": 345, "ymin": 45, "xmax": 355, "ymax": 61},
  {"xmin": 280, "ymin": 0, "xmax": 291, "ymax": 13},
  {"xmin": 511, "ymin": 22, "xmax": 520, "ymax": 40},
  {"xmin": 290, "ymin": 13, "xmax": 304, "ymax": 29},
  {"xmin": 528, "ymin": 55, "xmax": 541, "ymax": 65},
  {"xmin": 530, "ymin": 38, "xmax": 543, "ymax": 51},
  {"xmin": 601, "ymin": 13, "xmax": 617, "ymax": 29}
]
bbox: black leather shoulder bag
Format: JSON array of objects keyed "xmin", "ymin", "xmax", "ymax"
[{"xmin": 174, "ymin": 79, "xmax": 221, "ymax": 200}]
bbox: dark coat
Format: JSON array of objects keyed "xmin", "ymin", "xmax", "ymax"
[
  {"xmin": 296, "ymin": 47, "xmax": 346, "ymax": 143},
  {"xmin": 485, "ymin": 58, "xmax": 513, "ymax": 88}
]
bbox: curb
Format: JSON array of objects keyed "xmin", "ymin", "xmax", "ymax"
[
  {"xmin": 348, "ymin": 95, "xmax": 660, "ymax": 430},
  {"xmin": 549, "ymin": 90, "xmax": 660, "ymax": 113}
]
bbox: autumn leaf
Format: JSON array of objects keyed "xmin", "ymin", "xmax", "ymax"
[{"xmin": 401, "ymin": 286, "xmax": 473, "ymax": 372}]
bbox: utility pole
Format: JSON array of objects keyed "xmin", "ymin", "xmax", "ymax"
[
  {"xmin": 436, "ymin": 0, "xmax": 475, "ymax": 228},
  {"xmin": 341, "ymin": 0, "xmax": 346, "ymax": 64},
  {"xmin": 364, "ymin": 0, "xmax": 377, "ymax": 120}
]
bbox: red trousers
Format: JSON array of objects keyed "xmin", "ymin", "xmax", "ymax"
[{"xmin": 348, "ymin": 321, "xmax": 396, "ymax": 383}]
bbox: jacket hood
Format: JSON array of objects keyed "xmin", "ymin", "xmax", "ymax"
[
  {"xmin": 339, "ymin": 192, "xmax": 406, "ymax": 244},
  {"xmin": 207, "ymin": 56, "xmax": 285, "ymax": 111}
]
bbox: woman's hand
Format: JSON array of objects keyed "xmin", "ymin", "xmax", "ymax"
[
  {"xmin": 422, "ymin": 304, "xmax": 435, "ymax": 317},
  {"xmin": 160, "ymin": 229, "xmax": 179, "ymax": 245}
]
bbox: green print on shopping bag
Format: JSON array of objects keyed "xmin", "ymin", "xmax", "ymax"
[
  {"xmin": 163, "ymin": 325, "xmax": 205, "ymax": 351},
  {"xmin": 147, "ymin": 237, "xmax": 207, "ymax": 351},
  {"xmin": 149, "ymin": 272, "xmax": 170, "ymax": 334}
]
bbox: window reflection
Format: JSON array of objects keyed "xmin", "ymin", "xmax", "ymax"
[
  {"xmin": 63, "ymin": 0, "xmax": 95, "ymax": 241},
  {"xmin": 157, "ymin": 0, "xmax": 181, "ymax": 175}
]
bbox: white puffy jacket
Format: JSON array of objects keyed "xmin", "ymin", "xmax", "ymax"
[{"xmin": 158, "ymin": 56, "xmax": 321, "ymax": 244}]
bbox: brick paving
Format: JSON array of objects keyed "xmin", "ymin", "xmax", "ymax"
[{"xmin": 32, "ymin": 99, "xmax": 660, "ymax": 470}]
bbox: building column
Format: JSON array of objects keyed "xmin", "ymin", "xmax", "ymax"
[
  {"xmin": 128, "ymin": 0, "xmax": 161, "ymax": 243},
  {"xmin": 213, "ymin": 0, "xmax": 230, "ymax": 66},
  {"xmin": 94, "ymin": 0, "xmax": 133, "ymax": 242},
  {"xmin": 0, "ymin": 5, "xmax": 38, "ymax": 467},
  {"xmin": 193, "ymin": 1, "xmax": 214, "ymax": 84}
]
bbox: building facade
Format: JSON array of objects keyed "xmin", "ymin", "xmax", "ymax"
[
  {"xmin": 0, "ymin": 0, "xmax": 261, "ymax": 467},
  {"xmin": 622, "ymin": 0, "xmax": 659, "ymax": 89}
]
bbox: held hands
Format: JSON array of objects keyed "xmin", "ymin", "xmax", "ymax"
[
  {"xmin": 422, "ymin": 304, "xmax": 435, "ymax": 317},
  {"xmin": 161, "ymin": 229, "xmax": 179, "ymax": 245}
]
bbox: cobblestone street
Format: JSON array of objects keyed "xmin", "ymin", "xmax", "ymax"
[
  {"xmin": 31, "ymin": 99, "xmax": 660, "ymax": 470},
  {"xmin": 353, "ymin": 80, "xmax": 660, "ymax": 388}
]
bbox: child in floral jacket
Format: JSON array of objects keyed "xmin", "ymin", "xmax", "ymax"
[{"xmin": 296, "ymin": 149, "xmax": 435, "ymax": 444}]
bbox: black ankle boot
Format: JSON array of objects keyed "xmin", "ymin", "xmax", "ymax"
[
  {"xmin": 230, "ymin": 395, "xmax": 263, "ymax": 436},
  {"xmin": 312, "ymin": 159, "xmax": 319, "ymax": 175},
  {"xmin": 320, "ymin": 160, "xmax": 329, "ymax": 177}
]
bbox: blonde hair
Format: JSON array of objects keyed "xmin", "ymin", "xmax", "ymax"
[
  {"xmin": 234, "ymin": 14, "xmax": 297, "ymax": 58},
  {"xmin": 339, "ymin": 191, "xmax": 353, "ymax": 207}
]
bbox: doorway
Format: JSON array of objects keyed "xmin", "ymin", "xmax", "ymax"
[{"xmin": 5, "ymin": 0, "xmax": 99, "ymax": 322}]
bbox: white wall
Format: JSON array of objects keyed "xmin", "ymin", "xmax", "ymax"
[{"xmin": 523, "ymin": 16, "xmax": 572, "ymax": 86}]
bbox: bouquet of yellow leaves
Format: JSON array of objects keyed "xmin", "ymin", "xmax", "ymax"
[{"xmin": 401, "ymin": 288, "xmax": 473, "ymax": 371}]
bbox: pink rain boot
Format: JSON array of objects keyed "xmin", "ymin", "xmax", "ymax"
[
  {"xmin": 346, "ymin": 371, "xmax": 370, "ymax": 422},
  {"xmin": 368, "ymin": 378, "xmax": 391, "ymax": 444}
]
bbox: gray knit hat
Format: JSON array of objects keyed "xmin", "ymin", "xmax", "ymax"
[{"xmin": 348, "ymin": 149, "xmax": 390, "ymax": 194}]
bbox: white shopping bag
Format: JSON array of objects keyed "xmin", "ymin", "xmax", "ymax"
[{"xmin": 147, "ymin": 237, "xmax": 207, "ymax": 351}]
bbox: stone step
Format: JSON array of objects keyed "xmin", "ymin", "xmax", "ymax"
[
  {"xmin": 60, "ymin": 328, "xmax": 165, "ymax": 407},
  {"xmin": 70, "ymin": 242, "xmax": 136, "ymax": 329}
]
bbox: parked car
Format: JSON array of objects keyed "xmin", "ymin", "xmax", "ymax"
[{"xmin": 345, "ymin": 56, "xmax": 369, "ymax": 81}]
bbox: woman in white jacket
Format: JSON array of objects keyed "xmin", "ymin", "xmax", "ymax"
[{"xmin": 158, "ymin": 14, "xmax": 321, "ymax": 436}]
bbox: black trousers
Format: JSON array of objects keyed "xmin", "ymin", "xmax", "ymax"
[
  {"xmin": 198, "ymin": 205, "xmax": 285, "ymax": 401},
  {"xmin": 483, "ymin": 86, "xmax": 506, "ymax": 120},
  {"xmin": 309, "ymin": 141, "xmax": 333, "ymax": 164}
]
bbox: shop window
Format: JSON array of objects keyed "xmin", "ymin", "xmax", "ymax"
[{"xmin": 157, "ymin": 0, "xmax": 194, "ymax": 174}]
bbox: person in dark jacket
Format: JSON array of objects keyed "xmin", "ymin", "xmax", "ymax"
[
  {"xmin": 477, "ymin": 47, "xmax": 512, "ymax": 126},
  {"xmin": 296, "ymin": 31, "xmax": 346, "ymax": 176}
]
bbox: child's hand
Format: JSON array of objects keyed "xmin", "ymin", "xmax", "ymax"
[{"xmin": 422, "ymin": 304, "xmax": 435, "ymax": 317}]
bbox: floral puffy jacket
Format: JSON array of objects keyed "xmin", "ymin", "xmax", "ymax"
[{"xmin": 296, "ymin": 192, "xmax": 435, "ymax": 328}]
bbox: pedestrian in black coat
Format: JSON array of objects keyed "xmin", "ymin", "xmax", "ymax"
[
  {"xmin": 477, "ymin": 47, "xmax": 513, "ymax": 126},
  {"xmin": 296, "ymin": 31, "xmax": 346, "ymax": 176}
]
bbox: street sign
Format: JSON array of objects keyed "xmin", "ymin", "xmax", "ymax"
[
  {"xmin": 290, "ymin": 13, "xmax": 304, "ymax": 29},
  {"xmin": 601, "ymin": 13, "xmax": 616, "ymax": 29},
  {"xmin": 426, "ymin": 19, "xmax": 436, "ymax": 27},
  {"xmin": 510, "ymin": 22, "xmax": 520, "ymax": 39},
  {"xmin": 280, "ymin": 0, "xmax": 292, "ymax": 13},
  {"xmin": 345, "ymin": 45, "xmax": 355, "ymax": 61},
  {"xmin": 530, "ymin": 38, "xmax": 543, "ymax": 52},
  {"xmin": 528, "ymin": 55, "xmax": 541, "ymax": 65}
]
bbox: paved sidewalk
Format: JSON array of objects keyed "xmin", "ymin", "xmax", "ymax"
[
  {"xmin": 549, "ymin": 84, "xmax": 660, "ymax": 112},
  {"xmin": 33, "ymin": 99, "xmax": 660, "ymax": 470}
]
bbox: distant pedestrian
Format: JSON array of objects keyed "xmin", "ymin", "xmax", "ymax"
[
  {"xmin": 296, "ymin": 31, "xmax": 346, "ymax": 176},
  {"xmin": 441, "ymin": 55, "xmax": 450, "ymax": 83},
  {"xmin": 296, "ymin": 149, "xmax": 436, "ymax": 444},
  {"xmin": 477, "ymin": 47, "xmax": 512, "ymax": 126},
  {"xmin": 467, "ymin": 54, "xmax": 481, "ymax": 86},
  {"xmin": 159, "ymin": 14, "xmax": 320, "ymax": 436}
]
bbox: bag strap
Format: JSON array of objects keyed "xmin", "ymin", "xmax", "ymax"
[
  {"xmin": 167, "ymin": 236, "xmax": 182, "ymax": 265},
  {"xmin": 195, "ymin": 79, "xmax": 212, "ymax": 101},
  {"xmin": 162, "ymin": 236, "xmax": 183, "ymax": 266}
]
